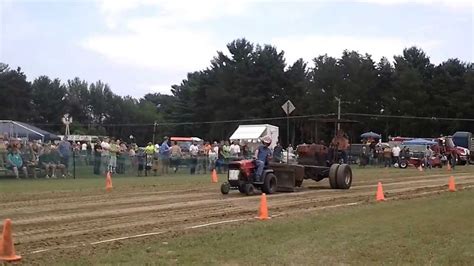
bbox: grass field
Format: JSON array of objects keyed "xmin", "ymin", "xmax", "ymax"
[
  {"xmin": 52, "ymin": 189, "xmax": 474, "ymax": 265},
  {"xmin": 1, "ymin": 166, "xmax": 473, "ymax": 265}
]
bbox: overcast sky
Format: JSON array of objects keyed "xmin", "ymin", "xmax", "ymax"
[{"xmin": 1, "ymin": 0, "xmax": 472, "ymax": 97}]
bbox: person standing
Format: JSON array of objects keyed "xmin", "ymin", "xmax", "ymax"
[
  {"xmin": 196, "ymin": 144, "xmax": 207, "ymax": 174},
  {"xmin": 136, "ymin": 147, "xmax": 146, "ymax": 176},
  {"xmin": 58, "ymin": 137, "xmax": 71, "ymax": 176},
  {"xmin": 229, "ymin": 141, "xmax": 241, "ymax": 159},
  {"xmin": 201, "ymin": 141, "xmax": 212, "ymax": 174},
  {"xmin": 81, "ymin": 142, "xmax": 87, "ymax": 164},
  {"xmin": 189, "ymin": 142, "xmax": 199, "ymax": 175},
  {"xmin": 425, "ymin": 146, "xmax": 433, "ymax": 169},
  {"xmin": 144, "ymin": 142, "xmax": 155, "ymax": 175},
  {"xmin": 208, "ymin": 142, "xmax": 218, "ymax": 172},
  {"xmin": 383, "ymin": 145, "xmax": 392, "ymax": 168},
  {"xmin": 217, "ymin": 141, "xmax": 226, "ymax": 174},
  {"xmin": 160, "ymin": 137, "xmax": 171, "ymax": 175},
  {"xmin": 117, "ymin": 141, "xmax": 127, "ymax": 174},
  {"xmin": 86, "ymin": 141, "xmax": 93, "ymax": 165},
  {"xmin": 100, "ymin": 137, "xmax": 111, "ymax": 174},
  {"xmin": 169, "ymin": 141, "xmax": 181, "ymax": 173},
  {"xmin": 151, "ymin": 143, "xmax": 160, "ymax": 176},
  {"xmin": 392, "ymin": 144, "xmax": 401, "ymax": 166},
  {"xmin": 93, "ymin": 139, "xmax": 102, "ymax": 175},
  {"xmin": 108, "ymin": 138, "xmax": 119, "ymax": 173}
]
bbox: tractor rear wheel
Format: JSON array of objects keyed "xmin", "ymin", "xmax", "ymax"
[
  {"xmin": 244, "ymin": 183, "xmax": 255, "ymax": 196},
  {"xmin": 336, "ymin": 164, "xmax": 352, "ymax": 189},
  {"xmin": 262, "ymin": 173, "xmax": 277, "ymax": 194},
  {"xmin": 329, "ymin": 164, "xmax": 339, "ymax": 189},
  {"xmin": 220, "ymin": 182, "xmax": 230, "ymax": 194}
]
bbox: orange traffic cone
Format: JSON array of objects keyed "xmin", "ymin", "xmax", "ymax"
[
  {"xmin": 105, "ymin": 171, "xmax": 113, "ymax": 192},
  {"xmin": 448, "ymin": 176, "xmax": 456, "ymax": 192},
  {"xmin": 211, "ymin": 169, "xmax": 218, "ymax": 183},
  {"xmin": 258, "ymin": 193, "xmax": 270, "ymax": 220},
  {"xmin": 447, "ymin": 162, "xmax": 452, "ymax": 171},
  {"xmin": 376, "ymin": 182, "xmax": 385, "ymax": 201},
  {"xmin": 0, "ymin": 219, "xmax": 21, "ymax": 262},
  {"xmin": 418, "ymin": 165, "xmax": 423, "ymax": 172}
]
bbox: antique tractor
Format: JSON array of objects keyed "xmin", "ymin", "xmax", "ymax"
[
  {"xmin": 220, "ymin": 160, "xmax": 277, "ymax": 196},
  {"xmin": 220, "ymin": 144, "xmax": 352, "ymax": 196}
]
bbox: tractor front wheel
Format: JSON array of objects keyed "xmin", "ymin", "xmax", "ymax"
[
  {"xmin": 220, "ymin": 182, "xmax": 230, "ymax": 195},
  {"xmin": 399, "ymin": 161, "xmax": 408, "ymax": 169}
]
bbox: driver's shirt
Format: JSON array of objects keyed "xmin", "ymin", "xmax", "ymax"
[{"xmin": 257, "ymin": 145, "xmax": 272, "ymax": 162}]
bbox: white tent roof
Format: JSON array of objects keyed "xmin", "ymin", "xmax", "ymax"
[{"xmin": 229, "ymin": 125, "xmax": 269, "ymax": 140}]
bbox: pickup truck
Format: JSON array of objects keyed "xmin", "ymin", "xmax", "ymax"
[{"xmin": 452, "ymin": 131, "xmax": 474, "ymax": 164}]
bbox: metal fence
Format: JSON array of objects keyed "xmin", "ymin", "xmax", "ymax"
[{"xmin": 67, "ymin": 151, "xmax": 245, "ymax": 178}]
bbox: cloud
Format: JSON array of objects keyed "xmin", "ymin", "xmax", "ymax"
[
  {"xmin": 96, "ymin": 0, "xmax": 251, "ymax": 29},
  {"xmin": 84, "ymin": 0, "xmax": 253, "ymax": 71},
  {"xmin": 272, "ymin": 35, "xmax": 441, "ymax": 64},
  {"xmin": 84, "ymin": 0, "xmax": 465, "ymax": 96},
  {"xmin": 98, "ymin": 0, "xmax": 156, "ymax": 29},
  {"xmin": 356, "ymin": 0, "xmax": 473, "ymax": 10},
  {"xmin": 149, "ymin": 84, "xmax": 174, "ymax": 95},
  {"xmin": 83, "ymin": 28, "xmax": 219, "ymax": 71}
]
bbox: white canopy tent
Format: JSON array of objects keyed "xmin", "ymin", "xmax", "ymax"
[
  {"xmin": 229, "ymin": 124, "xmax": 279, "ymax": 149},
  {"xmin": 0, "ymin": 120, "xmax": 59, "ymax": 142}
]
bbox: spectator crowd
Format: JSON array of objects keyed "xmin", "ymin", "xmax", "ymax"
[
  {"xmin": 0, "ymin": 133, "xmax": 289, "ymax": 179},
  {"xmin": 0, "ymin": 134, "xmax": 72, "ymax": 179}
]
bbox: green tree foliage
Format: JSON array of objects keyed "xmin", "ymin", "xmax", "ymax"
[
  {"xmin": 31, "ymin": 76, "xmax": 67, "ymax": 127},
  {"xmin": 0, "ymin": 39, "xmax": 472, "ymax": 144},
  {"xmin": 0, "ymin": 64, "xmax": 33, "ymax": 121}
]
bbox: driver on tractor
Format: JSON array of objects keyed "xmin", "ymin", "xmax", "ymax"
[
  {"xmin": 330, "ymin": 130, "xmax": 349, "ymax": 164},
  {"xmin": 254, "ymin": 135, "xmax": 272, "ymax": 183}
]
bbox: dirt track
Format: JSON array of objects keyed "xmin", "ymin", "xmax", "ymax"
[{"xmin": 1, "ymin": 170, "xmax": 473, "ymax": 263}]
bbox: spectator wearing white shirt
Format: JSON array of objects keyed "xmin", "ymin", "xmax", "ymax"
[
  {"xmin": 208, "ymin": 142, "xmax": 218, "ymax": 171},
  {"xmin": 392, "ymin": 144, "xmax": 401, "ymax": 165},
  {"xmin": 81, "ymin": 142, "xmax": 88, "ymax": 164},
  {"xmin": 229, "ymin": 141, "xmax": 241, "ymax": 158},
  {"xmin": 100, "ymin": 137, "xmax": 111, "ymax": 173}
]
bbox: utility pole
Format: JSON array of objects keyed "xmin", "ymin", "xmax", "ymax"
[
  {"xmin": 152, "ymin": 121, "xmax": 157, "ymax": 144},
  {"xmin": 281, "ymin": 100, "xmax": 295, "ymax": 164},
  {"xmin": 335, "ymin": 97, "xmax": 341, "ymax": 131}
]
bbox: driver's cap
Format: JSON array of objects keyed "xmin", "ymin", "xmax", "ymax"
[{"xmin": 260, "ymin": 135, "xmax": 272, "ymax": 144}]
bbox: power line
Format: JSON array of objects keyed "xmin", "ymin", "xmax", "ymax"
[
  {"xmin": 343, "ymin": 113, "xmax": 474, "ymax": 122},
  {"xmin": 30, "ymin": 113, "xmax": 336, "ymax": 127},
  {"xmin": 29, "ymin": 112, "xmax": 474, "ymax": 127}
]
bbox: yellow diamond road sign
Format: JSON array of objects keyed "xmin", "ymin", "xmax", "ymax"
[{"xmin": 282, "ymin": 100, "xmax": 295, "ymax": 115}]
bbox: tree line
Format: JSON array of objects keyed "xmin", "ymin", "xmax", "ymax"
[{"xmin": 0, "ymin": 38, "xmax": 472, "ymax": 145}]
